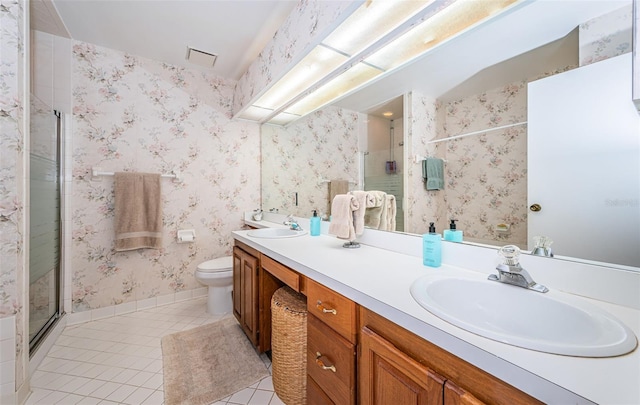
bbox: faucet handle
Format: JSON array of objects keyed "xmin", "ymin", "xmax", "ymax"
[{"xmin": 498, "ymin": 245, "xmax": 521, "ymax": 266}]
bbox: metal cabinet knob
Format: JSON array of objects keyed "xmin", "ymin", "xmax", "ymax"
[{"xmin": 529, "ymin": 203, "xmax": 542, "ymax": 212}]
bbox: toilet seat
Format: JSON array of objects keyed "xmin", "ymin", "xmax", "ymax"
[{"xmin": 197, "ymin": 256, "xmax": 233, "ymax": 273}]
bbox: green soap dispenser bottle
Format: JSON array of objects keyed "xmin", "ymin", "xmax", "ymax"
[
  {"xmin": 443, "ymin": 219, "xmax": 463, "ymax": 242},
  {"xmin": 310, "ymin": 210, "xmax": 321, "ymax": 236},
  {"xmin": 423, "ymin": 222, "xmax": 442, "ymax": 267}
]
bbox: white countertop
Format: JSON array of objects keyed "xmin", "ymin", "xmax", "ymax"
[{"xmin": 233, "ymin": 220, "xmax": 640, "ymax": 405}]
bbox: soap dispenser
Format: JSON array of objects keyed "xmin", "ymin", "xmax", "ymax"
[
  {"xmin": 423, "ymin": 222, "xmax": 442, "ymax": 268},
  {"xmin": 443, "ymin": 219, "xmax": 463, "ymax": 242},
  {"xmin": 310, "ymin": 210, "xmax": 321, "ymax": 236}
]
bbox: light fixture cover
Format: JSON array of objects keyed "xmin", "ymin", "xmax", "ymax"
[{"xmin": 186, "ymin": 47, "xmax": 218, "ymax": 68}]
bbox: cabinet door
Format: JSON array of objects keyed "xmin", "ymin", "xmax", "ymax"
[
  {"xmin": 232, "ymin": 248, "xmax": 242, "ymax": 322},
  {"xmin": 241, "ymin": 251, "xmax": 259, "ymax": 347},
  {"xmin": 444, "ymin": 381, "xmax": 486, "ymax": 405},
  {"xmin": 360, "ymin": 326, "xmax": 444, "ymax": 405}
]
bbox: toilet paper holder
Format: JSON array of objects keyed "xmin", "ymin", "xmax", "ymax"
[{"xmin": 177, "ymin": 229, "xmax": 196, "ymax": 243}]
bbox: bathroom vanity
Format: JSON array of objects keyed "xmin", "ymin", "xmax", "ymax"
[{"xmin": 232, "ymin": 219, "xmax": 640, "ymax": 404}]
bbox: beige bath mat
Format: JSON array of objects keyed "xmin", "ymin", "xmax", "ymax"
[{"xmin": 161, "ymin": 317, "xmax": 269, "ymax": 405}]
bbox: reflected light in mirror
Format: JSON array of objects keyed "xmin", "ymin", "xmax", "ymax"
[
  {"xmin": 269, "ymin": 0, "xmax": 521, "ymax": 125},
  {"xmin": 366, "ymin": 0, "xmax": 519, "ymax": 71}
]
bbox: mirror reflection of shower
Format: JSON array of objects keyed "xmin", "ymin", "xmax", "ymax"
[{"xmin": 363, "ymin": 96, "xmax": 404, "ymax": 232}]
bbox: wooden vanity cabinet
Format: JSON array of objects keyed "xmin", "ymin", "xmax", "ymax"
[
  {"xmin": 360, "ymin": 326, "xmax": 445, "ymax": 405},
  {"xmin": 306, "ymin": 279, "xmax": 357, "ymax": 405},
  {"xmin": 233, "ymin": 242, "xmax": 260, "ymax": 349},
  {"xmin": 358, "ymin": 307, "xmax": 542, "ymax": 405}
]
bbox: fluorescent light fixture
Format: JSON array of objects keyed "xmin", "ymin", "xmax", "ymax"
[
  {"xmin": 237, "ymin": 0, "xmax": 521, "ymax": 126},
  {"xmin": 322, "ymin": 1, "xmax": 433, "ymax": 56},
  {"xmin": 365, "ymin": 0, "xmax": 519, "ymax": 71}
]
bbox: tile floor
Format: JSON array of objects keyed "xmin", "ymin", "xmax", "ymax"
[{"xmin": 27, "ymin": 298, "xmax": 284, "ymax": 405}]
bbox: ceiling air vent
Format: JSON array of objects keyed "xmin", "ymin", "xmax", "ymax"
[{"xmin": 186, "ymin": 46, "xmax": 218, "ymax": 68}]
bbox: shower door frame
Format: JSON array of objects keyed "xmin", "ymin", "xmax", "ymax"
[{"xmin": 29, "ymin": 110, "xmax": 65, "ymax": 355}]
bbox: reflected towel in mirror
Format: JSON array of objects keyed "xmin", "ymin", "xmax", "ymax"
[
  {"xmin": 422, "ymin": 158, "xmax": 445, "ymax": 190},
  {"xmin": 349, "ymin": 191, "xmax": 375, "ymax": 235},
  {"xmin": 364, "ymin": 190, "xmax": 386, "ymax": 229},
  {"xmin": 329, "ymin": 180, "xmax": 350, "ymax": 215}
]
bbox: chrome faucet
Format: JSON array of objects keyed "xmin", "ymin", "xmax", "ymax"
[
  {"xmin": 284, "ymin": 215, "xmax": 303, "ymax": 231},
  {"xmin": 488, "ymin": 245, "xmax": 548, "ymax": 293}
]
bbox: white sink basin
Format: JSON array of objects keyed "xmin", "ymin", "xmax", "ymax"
[
  {"xmin": 246, "ymin": 228, "xmax": 307, "ymax": 238},
  {"xmin": 410, "ymin": 274, "xmax": 637, "ymax": 357}
]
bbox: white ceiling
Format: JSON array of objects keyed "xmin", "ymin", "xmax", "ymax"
[{"xmin": 34, "ymin": 0, "xmax": 297, "ymax": 81}]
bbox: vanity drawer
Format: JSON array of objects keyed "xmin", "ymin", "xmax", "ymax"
[
  {"xmin": 307, "ymin": 279, "xmax": 357, "ymax": 343},
  {"xmin": 307, "ymin": 314, "xmax": 356, "ymax": 405},
  {"xmin": 307, "ymin": 375, "xmax": 335, "ymax": 405},
  {"xmin": 261, "ymin": 255, "xmax": 300, "ymax": 292}
]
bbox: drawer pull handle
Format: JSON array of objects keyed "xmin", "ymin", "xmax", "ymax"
[
  {"xmin": 316, "ymin": 300, "xmax": 337, "ymax": 315},
  {"xmin": 315, "ymin": 352, "xmax": 337, "ymax": 373}
]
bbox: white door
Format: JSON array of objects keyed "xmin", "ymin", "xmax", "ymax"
[{"xmin": 528, "ymin": 54, "xmax": 640, "ymax": 267}]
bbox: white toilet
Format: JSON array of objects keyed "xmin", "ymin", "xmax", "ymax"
[{"xmin": 194, "ymin": 256, "xmax": 233, "ymax": 315}]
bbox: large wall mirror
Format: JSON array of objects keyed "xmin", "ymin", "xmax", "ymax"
[{"xmin": 260, "ymin": 0, "xmax": 639, "ymax": 271}]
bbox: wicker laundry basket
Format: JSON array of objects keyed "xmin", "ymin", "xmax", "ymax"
[{"xmin": 271, "ymin": 286, "xmax": 308, "ymax": 405}]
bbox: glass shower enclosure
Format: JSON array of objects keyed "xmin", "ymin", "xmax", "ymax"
[{"xmin": 29, "ymin": 97, "xmax": 63, "ymax": 353}]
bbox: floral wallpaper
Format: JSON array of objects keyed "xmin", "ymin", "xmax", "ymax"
[
  {"xmin": 233, "ymin": 0, "xmax": 353, "ymax": 115},
  {"xmin": 440, "ymin": 82, "xmax": 528, "ymax": 247},
  {"xmin": 71, "ymin": 41, "xmax": 260, "ymax": 311},
  {"xmin": 579, "ymin": 3, "xmax": 632, "ymax": 67},
  {"xmin": 405, "ymin": 91, "xmax": 445, "ymax": 235},
  {"xmin": 407, "ymin": 71, "xmax": 574, "ymax": 247},
  {"xmin": 0, "ymin": 0, "xmax": 27, "ymax": 392},
  {"xmin": 261, "ymin": 106, "xmax": 361, "ymax": 218}
]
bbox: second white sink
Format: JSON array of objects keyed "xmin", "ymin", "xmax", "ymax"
[{"xmin": 410, "ymin": 273, "xmax": 637, "ymax": 357}]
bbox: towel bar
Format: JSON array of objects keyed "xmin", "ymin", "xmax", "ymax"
[
  {"xmin": 91, "ymin": 167, "xmax": 182, "ymax": 183},
  {"xmin": 319, "ymin": 178, "xmax": 357, "ymax": 186}
]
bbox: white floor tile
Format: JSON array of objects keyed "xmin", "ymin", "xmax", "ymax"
[
  {"xmin": 140, "ymin": 389, "xmax": 164, "ymax": 405},
  {"xmin": 128, "ymin": 370, "xmax": 155, "ymax": 387},
  {"xmin": 89, "ymin": 381, "xmax": 121, "ymax": 399},
  {"xmin": 76, "ymin": 396, "xmax": 102, "ymax": 405},
  {"xmin": 105, "ymin": 383, "xmax": 137, "ymax": 402},
  {"xmin": 58, "ymin": 376, "xmax": 93, "ymax": 393},
  {"xmin": 31, "ymin": 297, "xmax": 277, "ymax": 405},
  {"xmin": 248, "ymin": 389, "xmax": 274, "ymax": 405},
  {"xmin": 228, "ymin": 387, "xmax": 256, "ymax": 404},
  {"xmin": 55, "ymin": 393, "xmax": 85, "ymax": 404},
  {"xmin": 111, "ymin": 368, "xmax": 138, "ymax": 384},
  {"xmin": 140, "ymin": 373, "xmax": 162, "ymax": 390},
  {"xmin": 95, "ymin": 366, "xmax": 125, "ymax": 381},
  {"xmin": 256, "ymin": 376, "xmax": 273, "ymax": 391},
  {"xmin": 122, "ymin": 386, "xmax": 154, "ymax": 405},
  {"xmin": 25, "ymin": 388, "xmax": 54, "ymax": 405},
  {"xmin": 73, "ymin": 379, "xmax": 107, "ymax": 396},
  {"xmin": 269, "ymin": 393, "xmax": 286, "ymax": 405}
]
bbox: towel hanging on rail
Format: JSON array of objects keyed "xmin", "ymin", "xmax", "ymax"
[
  {"xmin": 422, "ymin": 158, "xmax": 444, "ymax": 190},
  {"xmin": 114, "ymin": 172, "xmax": 163, "ymax": 251}
]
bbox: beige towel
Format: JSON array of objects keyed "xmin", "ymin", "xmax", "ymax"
[
  {"xmin": 349, "ymin": 191, "xmax": 374, "ymax": 235},
  {"xmin": 385, "ymin": 194, "xmax": 397, "ymax": 232},
  {"xmin": 114, "ymin": 172, "xmax": 163, "ymax": 251},
  {"xmin": 364, "ymin": 190, "xmax": 386, "ymax": 229},
  {"xmin": 328, "ymin": 180, "xmax": 350, "ymax": 215},
  {"xmin": 328, "ymin": 194, "xmax": 359, "ymax": 241}
]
